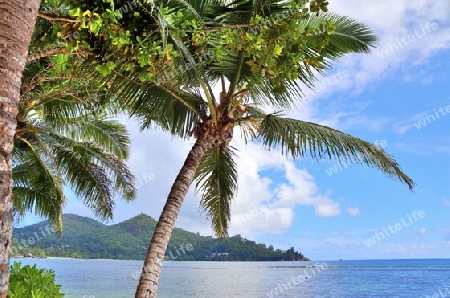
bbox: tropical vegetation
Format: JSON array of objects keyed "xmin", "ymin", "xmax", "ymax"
[
  {"xmin": 1, "ymin": 0, "xmax": 140, "ymax": 293},
  {"xmin": 14, "ymin": 48, "xmax": 136, "ymax": 232},
  {"xmin": 0, "ymin": 0, "xmax": 415, "ymax": 297},
  {"xmin": 8, "ymin": 262, "xmax": 64, "ymax": 298},
  {"xmin": 106, "ymin": 1, "xmax": 414, "ymax": 296}
]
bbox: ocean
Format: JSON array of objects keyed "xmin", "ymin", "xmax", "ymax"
[{"xmin": 10, "ymin": 258, "xmax": 450, "ymax": 297}]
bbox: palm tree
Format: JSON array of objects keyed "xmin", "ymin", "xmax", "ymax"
[
  {"xmin": 1, "ymin": 1, "xmax": 413, "ymax": 297},
  {"xmin": 0, "ymin": 1, "xmax": 41, "ymax": 295},
  {"xmin": 105, "ymin": 1, "xmax": 414, "ymax": 297},
  {"xmin": 0, "ymin": 0, "xmax": 139, "ymax": 291},
  {"xmin": 13, "ymin": 52, "xmax": 135, "ymax": 233}
]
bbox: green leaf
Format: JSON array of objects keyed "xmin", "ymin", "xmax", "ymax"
[
  {"xmin": 138, "ymin": 71, "xmax": 152, "ymax": 82},
  {"xmin": 273, "ymin": 44, "xmax": 283, "ymax": 55},
  {"xmin": 68, "ymin": 7, "xmax": 81, "ymax": 17},
  {"xmin": 82, "ymin": 10, "xmax": 91, "ymax": 17},
  {"xmin": 9, "ymin": 262, "xmax": 64, "ymax": 297},
  {"xmin": 119, "ymin": 37, "xmax": 130, "ymax": 45},
  {"xmin": 95, "ymin": 64, "xmax": 112, "ymax": 76}
]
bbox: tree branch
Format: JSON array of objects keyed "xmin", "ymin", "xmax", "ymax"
[
  {"xmin": 38, "ymin": 11, "xmax": 77, "ymax": 23},
  {"xmin": 27, "ymin": 47, "xmax": 95, "ymax": 63},
  {"xmin": 27, "ymin": 47, "xmax": 68, "ymax": 63}
]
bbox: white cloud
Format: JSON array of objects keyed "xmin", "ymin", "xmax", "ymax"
[
  {"xmin": 442, "ymin": 198, "xmax": 450, "ymax": 207},
  {"xmin": 347, "ymin": 207, "xmax": 361, "ymax": 216},
  {"xmin": 315, "ymin": 202, "xmax": 341, "ymax": 217},
  {"xmin": 228, "ymin": 140, "xmax": 341, "ymax": 236},
  {"xmin": 393, "ymin": 111, "xmax": 430, "ymax": 134}
]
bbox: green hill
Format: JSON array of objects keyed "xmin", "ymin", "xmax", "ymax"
[{"xmin": 12, "ymin": 213, "xmax": 309, "ymax": 261}]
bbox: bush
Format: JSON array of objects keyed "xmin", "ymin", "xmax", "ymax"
[{"xmin": 8, "ymin": 262, "xmax": 64, "ymax": 298}]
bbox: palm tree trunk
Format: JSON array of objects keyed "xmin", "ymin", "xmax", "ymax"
[
  {"xmin": 135, "ymin": 136, "xmax": 209, "ymax": 298},
  {"xmin": 0, "ymin": 1, "xmax": 41, "ymax": 296}
]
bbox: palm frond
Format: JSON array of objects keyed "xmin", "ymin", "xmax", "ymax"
[
  {"xmin": 257, "ymin": 114, "xmax": 414, "ymax": 189},
  {"xmin": 46, "ymin": 129, "xmax": 135, "ymax": 217},
  {"xmin": 48, "ymin": 115, "xmax": 131, "ymax": 160},
  {"xmin": 194, "ymin": 146, "xmax": 238, "ymax": 237},
  {"xmin": 13, "ymin": 186, "xmax": 64, "ymax": 233},
  {"xmin": 12, "ymin": 140, "xmax": 65, "ymax": 233},
  {"xmin": 306, "ymin": 13, "xmax": 377, "ymax": 61},
  {"xmin": 123, "ymin": 82, "xmax": 206, "ymax": 136},
  {"xmin": 71, "ymin": 57, "xmax": 208, "ymax": 137}
]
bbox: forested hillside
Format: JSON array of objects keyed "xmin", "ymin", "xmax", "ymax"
[{"xmin": 13, "ymin": 214, "xmax": 309, "ymax": 261}]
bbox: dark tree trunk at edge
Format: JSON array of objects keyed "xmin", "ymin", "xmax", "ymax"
[{"xmin": 0, "ymin": 1, "xmax": 41, "ymax": 296}]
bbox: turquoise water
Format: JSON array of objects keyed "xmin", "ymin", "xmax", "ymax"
[{"xmin": 11, "ymin": 258, "xmax": 450, "ymax": 297}]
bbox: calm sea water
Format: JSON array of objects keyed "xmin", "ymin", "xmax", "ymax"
[{"xmin": 11, "ymin": 258, "xmax": 450, "ymax": 297}]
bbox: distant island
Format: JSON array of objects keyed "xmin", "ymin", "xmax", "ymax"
[{"xmin": 12, "ymin": 214, "xmax": 310, "ymax": 261}]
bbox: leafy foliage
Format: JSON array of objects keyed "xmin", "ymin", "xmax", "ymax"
[
  {"xmin": 14, "ymin": 35, "xmax": 136, "ymax": 232},
  {"xmin": 8, "ymin": 262, "xmax": 64, "ymax": 298},
  {"xmin": 31, "ymin": 0, "xmax": 413, "ymax": 240}
]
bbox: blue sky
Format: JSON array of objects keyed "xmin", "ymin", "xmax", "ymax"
[{"xmin": 20, "ymin": 1, "xmax": 450, "ymax": 260}]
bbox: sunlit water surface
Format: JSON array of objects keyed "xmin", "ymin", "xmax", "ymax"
[{"xmin": 11, "ymin": 258, "xmax": 450, "ymax": 297}]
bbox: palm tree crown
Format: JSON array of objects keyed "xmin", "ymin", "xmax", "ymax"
[
  {"xmin": 97, "ymin": 0, "xmax": 414, "ymax": 237},
  {"xmin": 14, "ymin": 46, "xmax": 136, "ymax": 232}
]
